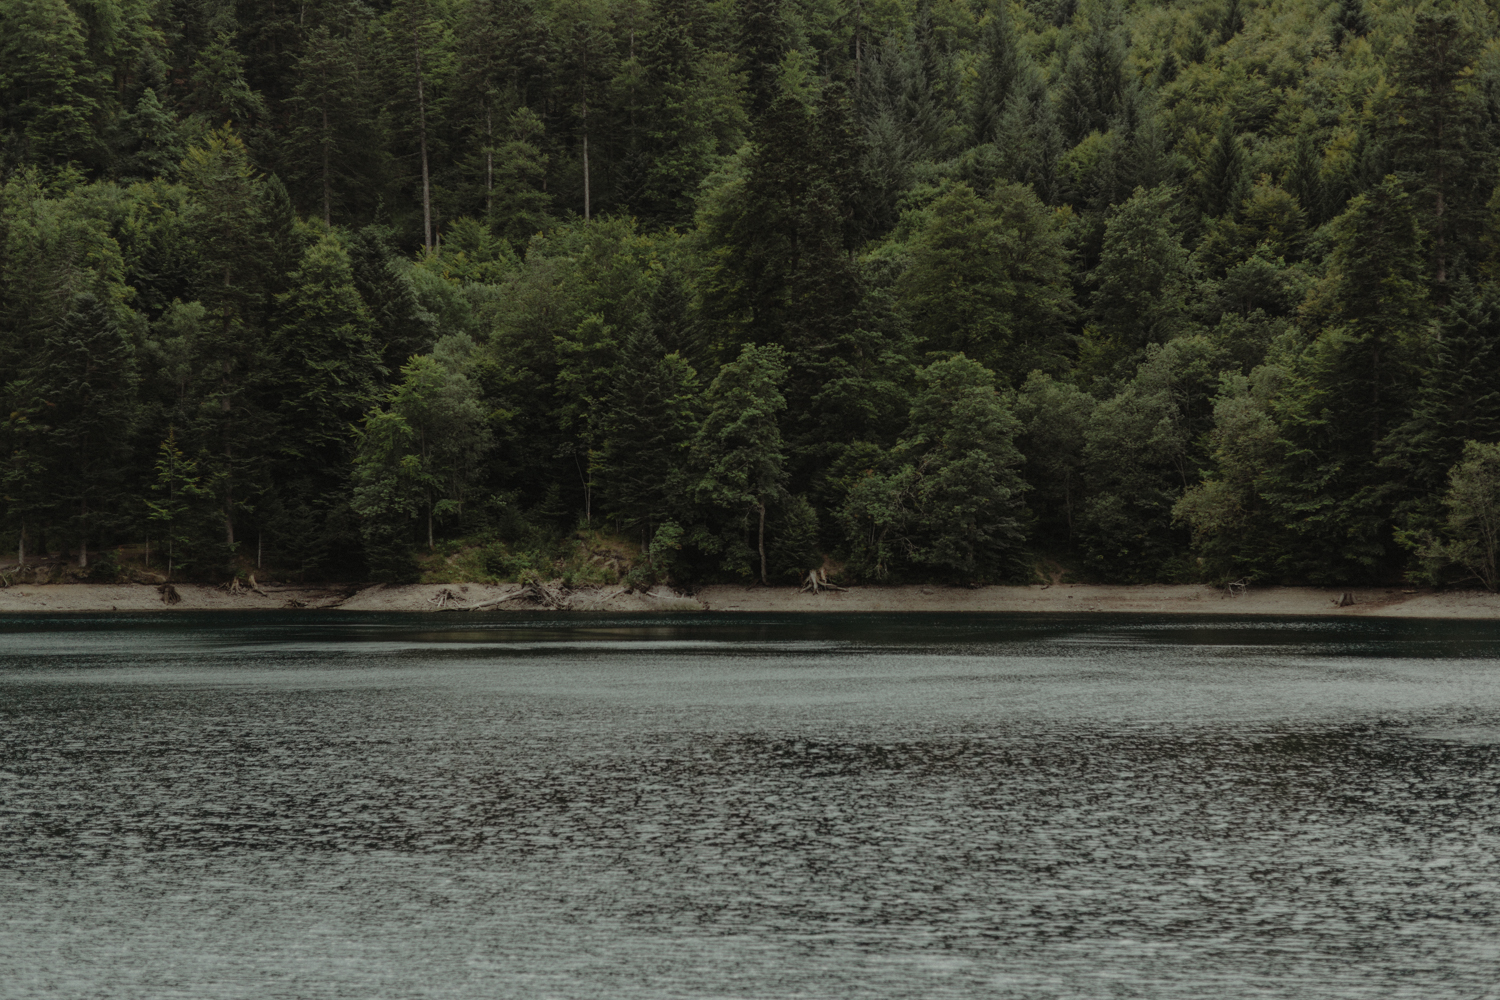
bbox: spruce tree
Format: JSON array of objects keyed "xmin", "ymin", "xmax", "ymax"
[
  {"xmin": 35, "ymin": 294, "xmax": 137, "ymax": 569},
  {"xmin": 1199, "ymin": 117, "xmax": 1249, "ymax": 219}
]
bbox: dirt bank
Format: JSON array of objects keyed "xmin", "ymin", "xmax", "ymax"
[{"xmin": 4, "ymin": 580, "xmax": 1500, "ymax": 618}]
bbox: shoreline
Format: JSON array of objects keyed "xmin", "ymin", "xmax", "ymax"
[{"xmin": 4, "ymin": 581, "xmax": 1500, "ymax": 618}]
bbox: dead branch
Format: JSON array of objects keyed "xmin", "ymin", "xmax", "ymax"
[
  {"xmin": 158, "ymin": 584, "xmax": 181, "ymax": 605},
  {"xmin": 469, "ymin": 578, "xmax": 569, "ymax": 610},
  {"xmin": 428, "ymin": 587, "xmax": 462, "ymax": 609},
  {"xmin": 801, "ymin": 567, "xmax": 848, "ymax": 594}
]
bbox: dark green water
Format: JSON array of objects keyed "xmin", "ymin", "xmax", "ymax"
[{"xmin": 2, "ymin": 612, "xmax": 1499, "ymax": 999}]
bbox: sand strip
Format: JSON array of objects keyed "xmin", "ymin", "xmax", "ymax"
[{"xmin": 3, "ymin": 581, "xmax": 1500, "ymax": 618}]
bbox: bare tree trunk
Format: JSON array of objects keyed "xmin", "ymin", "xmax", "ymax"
[
  {"xmin": 145, "ymin": 536, "xmax": 149, "ymax": 568},
  {"xmin": 321, "ymin": 102, "xmax": 332, "ymax": 227},
  {"xmin": 758, "ymin": 502, "xmax": 767, "ymax": 585},
  {"xmin": 428, "ymin": 504, "xmax": 435, "ymax": 552},
  {"xmin": 582, "ymin": 86, "xmax": 590, "ymax": 221},
  {"xmin": 414, "ymin": 27, "xmax": 432, "ymax": 251},
  {"xmin": 17, "ymin": 524, "xmax": 24, "ymax": 566},
  {"xmin": 222, "ymin": 368, "xmax": 235, "ymax": 547},
  {"xmin": 79, "ymin": 499, "xmax": 88, "ymax": 569}
]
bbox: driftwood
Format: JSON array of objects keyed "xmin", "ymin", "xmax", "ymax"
[
  {"xmin": 157, "ymin": 583, "xmax": 181, "ymax": 605},
  {"xmin": 428, "ymin": 587, "xmax": 463, "ymax": 609},
  {"xmin": 1333, "ymin": 591, "xmax": 1356, "ymax": 607},
  {"xmin": 467, "ymin": 579, "xmax": 569, "ymax": 611},
  {"xmin": 1226, "ymin": 578, "xmax": 1249, "ymax": 598},
  {"xmin": 801, "ymin": 568, "xmax": 848, "ymax": 594},
  {"xmin": 283, "ymin": 597, "xmax": 307, "ymax": 608}
]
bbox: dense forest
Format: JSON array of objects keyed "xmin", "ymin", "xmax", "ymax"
[{"xmin": 6, "ymin": 0, "xmax": 1500, "ymax": 588}]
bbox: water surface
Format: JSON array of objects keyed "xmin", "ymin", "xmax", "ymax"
[{"xmin": 2, "ymin": 612, "xmax": 1499, "ymax": 998}]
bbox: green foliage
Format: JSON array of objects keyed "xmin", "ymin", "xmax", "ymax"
[
  {"xmin": 839, "ymin": 356, "xmax": 1027, "ymax": 582},
  {"xmin": 1088, "ymin": 184, "xmax": 1197, "ymax": 369},
  {"xmin": 690, "ymin": 342, "xmax": 790, "ymax": 582},
  {"xmin": 1405, "ymin": 441, "xmax": 1500, "ymax": 590},
  {"xmin": 144, "ymin": 429, "xmax": 214, "ymax": 579},
  {"xmin": 9, "ymin": 0, "xmax": 1500, "ymax": 591},
  {"xmin": 897, "ymin": 180, "xmax": 1074, "ymax": 384}
]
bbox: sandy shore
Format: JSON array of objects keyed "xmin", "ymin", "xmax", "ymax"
[{"xmin": 4, "ymin": 580, "xmax": 1500, "ymax": 618}]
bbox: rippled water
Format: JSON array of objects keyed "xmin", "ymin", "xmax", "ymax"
[{"xmin": 2, "ymin": 612, "xmax": 1499, "ymax": 999}]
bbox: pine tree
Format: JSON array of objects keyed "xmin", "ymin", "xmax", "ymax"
[
  {"xmin": 285, "ymin": 25, "xmax": 374, "ymax": 227},
  {"xmin": 1199, "ymin": 117, "xmax": 1250, "ymax": 219},
  {"xmin": 145, "ymin": 429, "xmax": 211, "ymax": 580},
  {"xmin": 1387, "ymin": 8, "xmax": 1487, "ymax": 291},
  {"xmin": 381, "ymin": 0, "xmax": 455, "ymax": 251},
  {"xmin": 596, "ymin": 330, "xmax": 701, "ymax": 541},
  {"xmin": 738, "ymin": 0, "xmax": 789, "ymax": 118},
  {"xmin": 1283, "ymin": 132, "xmax": 1324, "ymax": 225},
  {"xmin": 1056, "ymin": 10, "xmax": 1129, "ymax": 145},
  {"xmin": 1267, "ymin": 178, "xmax": 1430, "ymax": 582},
  {"xmin": 0, "ymin": 0, "xmax": 102, "ymax": 167},
  {"xmin": 35, "ymin": 294, "xmax": 136, "ymax": 569},
  {"xmin": 490, "ymin": 107, "xmax": 551, "ymax": 244},
  {"xmin": 119, "ymin": 88, "xmax": 184, "ymax": 180},
  {"xmin": 969, "ymin": 0, "xmax": 1027, "ymax": 146},
  {"xmin": 1330, "ymin": 0, "xmax": 1371, "ymax": 48}
]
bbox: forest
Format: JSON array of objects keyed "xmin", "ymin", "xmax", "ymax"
[{"xmin": 5, "ymin": 0, "xmax": 1500, "ymax": 589}]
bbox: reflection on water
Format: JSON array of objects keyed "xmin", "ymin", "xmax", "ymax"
[{"xmin": 2, "ymin": 612, "xmax": 1499, "ymax": 999}]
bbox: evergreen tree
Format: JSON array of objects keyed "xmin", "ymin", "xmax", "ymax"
[
  {"xmin": 34, "ymin": 294, "xmax": 137, "ymax": 569},
  {"xmin": 0, "ymin": 0, "xmax": 101, "ymax": 167},
  {"xmin": 1387, "ymin": 8, "xmax": 1487, "ymax": 290},
  {"xmin": 1283, "ymin": 132, "xmax": 1325, "ymax": 225},
  {"xmin": 1331, "ymin": 0, "xmax": 1371, "ymax": 48},
  {"xmin": 1199, "ymin": 117, "xmax": 1249, "ymax": 219},
  {"xmin": 738, "ymin": 0, "xmax": 789, "ymax": 118},
  {"xmin": 1267, "ymin": 177, "xmax": 1429, "ymax": 582},
  {"xmin": 970, "ymin": 0, "xmax": 1027, "ymax": 146},
  {"xmin": 1056, "ymin": 8, "xmax": 1129, "ymax": 146},
  {"xmin": 285, "ymin": 25, "xmax": 375, "ymax": 227},
  {"xmin": 144, "ymin": 429, "xmax": 213, "ymax": 580},
  {"xmin": 596, "ymin": 330, "xmax": 701, "ymax": 542},
  {"xmin": 118, "ymin": 89, "xmax": 184, "ymax": 180}
]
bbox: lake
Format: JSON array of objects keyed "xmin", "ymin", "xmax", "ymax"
[{"xmin": 2, "ymin": 611, "xmax": 1498, "ymax": 999}]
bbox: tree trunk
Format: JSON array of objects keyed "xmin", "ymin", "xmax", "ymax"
[
  {"xmin": 428, "ymin": 504, "xmax": 435, "ymax": 552},
  {"xmin": 78, "ymin": 498, "xmax": 88, "ymax": 569},
  {"xmin": 758, "ymin": 502, "xmax": 767, "ymax": 585},
  {"xmin": 582, "ymin": 86, "xmax": 590, "ymax": 221},
  {"xmin": 414, "ymin": 27, "xmax": 432, "ymax": 252},
  {"xmin": 321, "ymin": 100, "xmax": 332, "ymax": 227}
]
